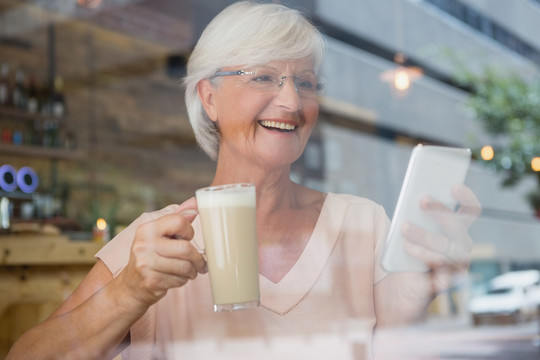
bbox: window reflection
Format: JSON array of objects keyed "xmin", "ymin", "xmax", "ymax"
[{"xmin": 1, "ymin": 1, "xmax": 539, "ymax": 359}]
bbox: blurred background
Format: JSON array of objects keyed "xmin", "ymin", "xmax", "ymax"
[{"xmin": 1, "ymin": 0, "xmax": 540, "ymax": 358}]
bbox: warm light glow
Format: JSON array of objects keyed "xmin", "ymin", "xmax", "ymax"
[
  {"xmin": 393, "ymin": 69, "xmax": 410, "ymax": 91},
  {"xmin": 96, "ymin": 218, "xmax": 107, "ymax": 230},
  {"xmin": 532, "ymin": 157, "xmax": 540, "ymax": 172},
  {"xmin": 480, "ymin": 145, "xmax": 494, "ymax": 161},
  {"xmin": 380, "ymin": 65, "xmax": 423, "ymax": 94}
]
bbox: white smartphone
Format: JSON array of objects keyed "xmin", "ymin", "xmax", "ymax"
[{"xmin": 381, "ymin": 144, "xmax": 472, "ymax": 272}]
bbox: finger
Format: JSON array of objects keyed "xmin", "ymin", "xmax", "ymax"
[
  {"xmin": 402, "ymin": 223, "xmax": 471, "ymax": 267},
  {"xmin": 452, "ymin": 185, "xmax": 482, "ymax": 223},
  {"xmin": 420, "ymin": 195, "xmax": 476, "ymax": 248},
  {"xmin": 420, "ymin": 195, "xmax": 452, "ymax": 215},
  {"xmin": 404, "ymin": 240, "xmax": 448, "ymax": 269},
  {"xmin": 160, "ymin": 274, "xmax": 191, "ymax": 290},
  {"xmin": 141, "ymin": 270, "xmax": 192, "ymax": 294},
  {"xmin": 140, "ymin": 213, "xmax": 195, "ymax": 241},
  {"xmin": 401, "ymin": 222, "xmax": 448, "ymax": 253},
  {"xmin": 155, "ymin": 237, "xmax": 207, "ymax": 274},
  {"xmin": 176, "ymin": 197, "xmax": 198, "ymax": 217},
  {"xmin": 429, "ymin": 267, "xmax": 454, "ymax": 293},
  {"xmin": 420, "ymin": 195, "xmax": 461, "ymax": 232},
  {"xmin": 405, "ymin": 240, "xmax": 469, "ymax": 273},
  {"xmin": 444, "ymin": 240, "xmax": 471, "ymax": 266},
  {"xmin": 152, "ymin": 256, "xmax": 199, "ymax": 280}
]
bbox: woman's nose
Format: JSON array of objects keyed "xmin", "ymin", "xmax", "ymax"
[{"xmin": 274, "ymin": 76, "xmax": 302, "ymax": 111}]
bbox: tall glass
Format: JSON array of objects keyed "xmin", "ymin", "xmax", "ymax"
[{"xmin": 195, "ymin": 183, "xmax": 260, "ymax": 311}]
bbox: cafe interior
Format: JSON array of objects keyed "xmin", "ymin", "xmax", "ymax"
[{"xmin": 2, "ymin": 0, "xmax": 540, "ymax": 358}]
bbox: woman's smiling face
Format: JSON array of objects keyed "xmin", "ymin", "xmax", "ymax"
[{"xmin": 198, "ymin": 57, "xmax": 320, "ymax": 169}]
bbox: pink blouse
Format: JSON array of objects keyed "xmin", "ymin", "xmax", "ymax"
[{"xmin": 96, "ymin": 193, "xmax": 390, "ymax": 359}]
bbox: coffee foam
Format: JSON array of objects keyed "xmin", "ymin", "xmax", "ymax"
[{"xmin": 196, "ymin": 188, "xmax": 255, "ymax": 208}]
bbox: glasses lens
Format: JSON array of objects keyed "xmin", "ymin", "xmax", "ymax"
[
  {"xmin": 238, "ymin": 68, "xmax": 325, "ymax": 97},
  {"xmin": 295, "ymin": 74, "xmax": 325, "ymax": 97},
  {"xmin": 245, "ymin": 69, "xmax": 279, "ymax": 91}
]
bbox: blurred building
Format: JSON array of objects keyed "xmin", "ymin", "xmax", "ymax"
[{"xmin": 278, "ymin": 0, "xmax": 540, "ymax": 285}]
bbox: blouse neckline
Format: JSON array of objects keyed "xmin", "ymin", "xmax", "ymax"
[{"xmin": 258, "ymin": 193, "xmax": 346, "ymax": 315}]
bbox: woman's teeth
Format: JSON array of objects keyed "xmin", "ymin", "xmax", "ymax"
[{"xmin": 259, "ymin": 120, "xmax": 296, "ymax": 132}]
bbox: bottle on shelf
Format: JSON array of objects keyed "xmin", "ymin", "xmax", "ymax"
[
  {"xmin": 42, "ymin": 119, "xmax": 60, "ymax": 148},
  {"xmin": 52, "ymin": 75, "xmax": 67, "ymax": 118},
  {"xmin": 61, "ymin": 129, "xmax": 76, "ymax": 150},
  {"xmin": 26, "ymin": 75, "xmax": 39, "ymax": 114},
  {"xmin": 12, "ymin": 69, "xmax": 28, "ymax": 110},
  {"xmin": 31, "ymin": 118, "xmax": 43, "ymax": 146},
  {"xmin": 12, "ymin": 123, "xmax": 24, "ymax": 145},
  {"xmin": 1, "ymin": 123, "xmax": 12, "ymax": 144},
  {"xmin": 24, "ymin": 120, "xmax": 35, "ymax": 146},
  {"xmin": 0, "ymin": 63, "xmax": 12, "ymax": 107},
  {"xmin": 39, "ymin": 78, "xmax": 52, "ymax": 116}
]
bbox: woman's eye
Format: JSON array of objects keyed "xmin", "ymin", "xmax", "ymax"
[
  {"xmin": 252, "ymin": 74, "xmax": 275, "ymax": 82},
  {"xmin": 297, "ymin": 79, "xmax": 315, "ymax": 90}
]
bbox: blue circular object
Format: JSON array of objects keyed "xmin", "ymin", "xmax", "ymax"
[
  {"xmin": 0, "ymin": 165, "xmax": 18, "ymax": 192},
  {"xmin": 17, "ymin": 166, "xmax": 39, "ymax": 194}
]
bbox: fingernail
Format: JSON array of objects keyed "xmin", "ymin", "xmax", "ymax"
[
  {"xmin": 180, "ymin": 209, "xmax": 198, "ymax": 216},
  {"xmin": 401, "ymin": 221, "xmax": 413, "ymax": 235},
  {"xmin": 421, "ymin": 196, "xmax": 434, "ymax": 208}
]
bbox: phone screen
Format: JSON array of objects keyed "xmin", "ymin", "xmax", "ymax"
[{"xmin": 381, "ymin": 144, "xmax": 471, "ymax": 272}]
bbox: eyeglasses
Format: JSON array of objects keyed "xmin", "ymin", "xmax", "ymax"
[{"xmin": 211, "ymin": 67, "xmax": 326, "ymax": 98}]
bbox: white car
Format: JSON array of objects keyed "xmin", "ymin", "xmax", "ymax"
[{"xmin": 468, "ymin": 270, "xmax": 540, "ymax": 326}]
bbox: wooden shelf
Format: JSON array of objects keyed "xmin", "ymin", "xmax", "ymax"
[
  {"xmin": 0, "ymin": 190, "xmax": 32, "ymax": 200},
  {"xmin": 0, "ymin": 234, "xmax": 103, "ymax": 266},
  {"xmin": 0, "ymin": 106, "xmax": 80, "ymax": 160},
  {"xmin": 0, "ymin": 106, "xmax": 68, "ymax": 124},
  {"xmin": 0, "ymin": 143, "xmax": 84, "ymax": 160}
]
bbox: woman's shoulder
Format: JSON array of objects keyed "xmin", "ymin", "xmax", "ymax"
[
  {"xmin": 326, "ymin": 192, "xmax": 384, "ymax": 210},
  {"xmin": 294, "ymin": 183, "xmax": 386, "ymax": 215},
  {"xmin": 324, "ymin": 193, "xmax": 390, "ymax": 224},
  {"xmin": 324, "ymin": 193, "xmax": 390, "ymax": 238}
]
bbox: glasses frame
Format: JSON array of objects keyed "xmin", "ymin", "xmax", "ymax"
[{"xmin": 210, "ymin": 69, "xmax": 326, "ymax": 98}]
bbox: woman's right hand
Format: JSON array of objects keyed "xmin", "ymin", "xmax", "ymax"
[
  {"xmin": 116, "ymin": 199, "xmax": 208, "ymax": 308},
  {"xmin": 6, "ymin": 200, "xmax": 207, "ymax": 360}
]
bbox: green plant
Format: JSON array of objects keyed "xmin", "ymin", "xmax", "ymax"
[{"xmin": 457, "ymin": 68, "xmax": 540, "ymax": 211}]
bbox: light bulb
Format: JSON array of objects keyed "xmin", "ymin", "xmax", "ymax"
[
  {"xmin": 394, "ymin": 69, "xmax": 410, "ymax": 91},
  {"xmin": 532, "ymin": 157, "xmax": 540, "ymax": 172},
  {"xmin": 96, "ymin": 218, "xmax": 107, "ymax": 230},
  {"xmin": 480, "ymin": 145, "xmax": 494, "ymax": 161}
]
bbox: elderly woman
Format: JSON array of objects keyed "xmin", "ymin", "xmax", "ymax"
[{"xmin": 8, "ymin": 2, "xmax": 479, "ymax": 359}]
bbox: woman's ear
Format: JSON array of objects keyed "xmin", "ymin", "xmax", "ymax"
[{"xmin": 197, "ymin": 79, "xmax": 218, "ymax": 122}]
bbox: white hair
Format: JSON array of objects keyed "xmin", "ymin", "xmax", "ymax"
[{"xmin": 183, "ymin": 1, "xmax": 326, "ymax": 161}]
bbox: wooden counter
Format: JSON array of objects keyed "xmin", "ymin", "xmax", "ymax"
[
  {"xmin": 0, "ymin": 234, "xmax": 103, "ymax": 266},
  {"xmin": 0, "ymin": 235, "xmax": 104, "ymax": 358}
]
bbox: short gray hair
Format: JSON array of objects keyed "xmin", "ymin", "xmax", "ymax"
[{"xmin": 183, "ymin": 1, "xmax": 326, "ymax": 161}]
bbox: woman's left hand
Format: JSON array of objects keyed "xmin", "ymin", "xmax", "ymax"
[{"xmin": 401, "ymin": 184, "xmax": 482, "ymax": 292}]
